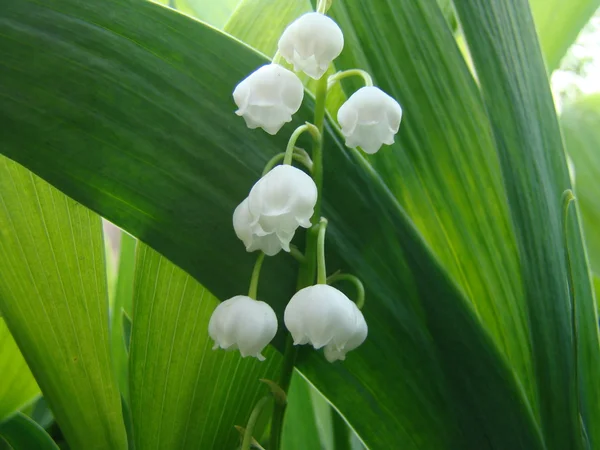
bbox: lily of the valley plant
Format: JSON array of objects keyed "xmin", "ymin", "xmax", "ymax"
[{"xmin": 213, "ymin": 3, "xmax": 401, "ymax": 445}]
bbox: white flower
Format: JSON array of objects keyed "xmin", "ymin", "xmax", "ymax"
[
  {"xmin": 233, "ymin": 64, "xmax": 304, "ymax": 135},
  {"xmin": 337, "ymin": 86, "xmax": 403, "ymax": 154},
  {"xmin": 233, "ymin": 165, "xmax": 317, "ymax": 256},
  {"xmin": 278, "ymin": 12, "xmax": 344, "ymax": 79},
  {"xmin": 208, "ymin": 295, "xmax": 278, "ymax": 361},
  {"xmin": 284, "ymin": 284, "xmax": 367, "ymax": 361}
]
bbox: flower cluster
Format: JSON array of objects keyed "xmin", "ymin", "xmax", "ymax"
[{"xmin": 209, "ymin": 3, "xmax": 403, "ymax": 365}]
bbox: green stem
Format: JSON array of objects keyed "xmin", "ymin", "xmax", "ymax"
[
  {"xmin": 317, "ymin": 218, "xmax": 328, "ymax": 284},
  {"xmin": 327, "ymin": 69, "xmax": 373, "ymax": 91},
  {"xmin": 241, "ymin": 395, "xmax": 271, "ymax": 450},
  {"xmin": 262, "ymin": 150, "xmax": 313, "ymax": 176},
  {"xmin": 284, "ymin": 123, "xmax": 320, "ymax": 166},
  {"xmin": 269, "ymin": 72, "xmax": 329, "ymax": 450},
  {"xmin": 327, "ymin": 273, "xmax": 365, "ymax": 309},
  {"xmin": 248, "ymin": 252, "xmax": 265, "ymax": 299}
]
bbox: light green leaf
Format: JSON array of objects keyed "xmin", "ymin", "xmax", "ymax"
[
  {"xmin": 562, "ymin": 94, "xmax": 600, "ymax": 275},
  {"xmin": 0, "ymin": 413, "xmax": 59, "ymax": 450},
  {"xmin": 0, "ymin": 0, "xmax": 551, "ymax": 448},
  {"xmin": 0, "ymin": 320, "xmax": 38, "ymax": 423},
  {"xmin": 151, "ymin": 0, "xmax": 240, "ymax": 28},
  {"xmin": 452, "ymin": 0, "xmax": 599, "ymax": 448},
  {"xmin": 0, "ymin": 157, "xmax": 127, "ymax": 449},
  {"xmin": 129, "ymin": 245, "xmax": 281, "ymax": 449},
  {"xmin": 281, "ymin": 373, "xmax": 323, "ymax": 450},
  {"xmin": 110, "ymin": 232, "xmax": 137, "ymax": 403},
  {"xmin": 530, "ymin": 0, "xmax": 600, "ymax": 71}
]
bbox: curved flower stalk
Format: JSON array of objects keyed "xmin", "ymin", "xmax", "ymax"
[
  {"xmin": 233, "ymin": 63, "xmax": 304, "ymax": 135},
  {"xmin": 278, "ymin": 12, "xmax": 344, "ymax": 79}
]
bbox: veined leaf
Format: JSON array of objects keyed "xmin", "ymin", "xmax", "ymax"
[
  {"xmin": 562, "ymin": 94, "xmax": 600, "ymax": 276},
  {"xmin": 452, "ymin": 0, "xmax": 599, "ymax": 448},
  {"xmin": 110, "ymin": 231, "xmax": 137, "ymax": 403},
  {"xmin": 0, "ymin": 413, "xmax": 59, "ymax": 450},
  {"xmin": 281, "ymin": 373, "xmax": 324, "ymax": 450},
  {"xmin": 327, "ymin": 0, "xmax": 534, "ymax": 412},
  {"xmin": 151, "ymin": 0, "xmax": 240, "ymax": 28},
  {"xmin": 0, "ymin": 320, "xmax": 39, "ymax": 423},
  {"xmin": 129, "ymin": 245, "xmax": 281, "ymax": 449},
  {"xmin": 0, "ymin": 0, "xmax": 549, "ymax": 448},
  {"xmin": 530, "ymin": 0, "xmax": 600, "ymax": 71},
  {"xmin": 0, "ymin": 157, "xmax": 127, "ymax": 449}
]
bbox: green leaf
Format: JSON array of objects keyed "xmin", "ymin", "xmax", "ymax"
[
  {"xmin": 561, "ymin": 94, "xmax": 600, "ymax": 448},
  {"xmin": 530, "ymin": 0, "xmax": 600, "ymax": 71},
  {"xmin": 451, "ymin": 0, "xmax": 599, "ymax": 448},
  {"xmin": 562, "ymin": 94, "xmax": 600, "ymax": 276},
  {"xmin": 152, "ymin": 0, "xmax": 240, "ymax": 28},
  {"xmin": 129, "ymin": 245, "xmax": 281, "ymax": 449},
  {"xmin": 0, "ymin": 413, "xmax": 59, "ymax": 450},
  {"xmin": 0, "ymin": 0, "xmax": 549, "ymax": 448},
  {"xmin": 281, "ymin": 373, "xmax": 324, "ymax": 450},
  {"xmin": 0, "ymin": 320, "xmax": 39, "ymax": 423},
  {"xmin": 110, "ymin": 232, "xmax": 137, "ymax": 403},
  {"xmin": 327, "ymin": 0, "xmax": 534, "ymax": 412},
  {"xmin": 0, "ymin": 157, "xmax": 128, "ymax": 449}
]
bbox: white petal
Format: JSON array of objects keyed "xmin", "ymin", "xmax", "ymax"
[
  {"xmin": 337, "ymin": 86, "xmax": 402, "ymax": 154},
  {"xmin": 233, "ymin": 64, "xmax": 304, "ymax": 134},
  {"xmin": 284, "ymin": 285, "xmax": 358, "ymax": 351},
  {"xmin": 209, "ymin": 296, "xmax": 278, "ymax": 361},
  {"xmin": 278, "ymin": 13, "xmax": 344, "ymax": 80}
]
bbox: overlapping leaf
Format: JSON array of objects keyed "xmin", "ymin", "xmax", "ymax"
[
  {"xmin": 0, "ymin": 321, "xmax": 39, "ymax": 423},
  {"xmin": 129, "ymin": 245, "xmax": 282, "ymax": 449},
  {"xmin": 0, "ymin": 157, "xmax": 127, "ymax": 449}
]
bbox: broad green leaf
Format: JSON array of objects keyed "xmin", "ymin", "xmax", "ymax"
[
  {"xmin": 0, "ymin": 321, "xmax": 38, "ymax": 422},
  {"xmin": 452, "ymin": 0, "xmax": 599, "ymax": 448},
  {"xmin": 0, "ymin": 157, "xmax": 127, "ymax": 449},
  {"xmin": 327, "ymin": 0, "xmax": 534, "ymax": 410},
  {"xmin": 281, "ymin": 373, "xmax": 323, "ymax": 450},
  {"xmin": 152, "ymin": 0, "xmax": 240, "ymax": 28},
  {"xmin": 110, "ymin": 232, "xmax": 137, "ymax": 403},
  {"xmin": 530, "ymin": 0, "xmax": 600, "ymax": 71},
  {"xmin": 129, "ymin": 245, "xmax": 281, "ymax": 449},
  {"xmin": 0, "ymin": 0, "xmax": 545, "ymax": 448},
  {"xmin": 0, "ymin": 413, "xmax": 59, "ymax": 450},
  {"xmin": 562, "ymin": 94, "xmax": 600, "ymax": 275}
]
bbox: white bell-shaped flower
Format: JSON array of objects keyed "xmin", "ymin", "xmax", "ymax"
[
  {"xmin": 284, "ymin": 285, "xmax": 367, "ymax": 361},
  {"xmin": 337, "ymin": 86, "xmax": 402, "ymax": 154},
  {"xmin": 233, "ymin": 198, "xmax": 294, "ymax": 256},
  {"xmin": 278, "ymin": 12, "xmax": 344, "ymax": 79},
  {"xmin": 208, "ymin": 295, "xmax": 278, "ymax": 361},
  {"xmin": 233, "ymin": 165, "xmax": 317, "ymax": 256},
  {"xmin": 233, "ymin": 64, "xmax": 304, "ymax": 135}
]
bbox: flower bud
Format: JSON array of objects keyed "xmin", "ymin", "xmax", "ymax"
[
  {"xmin": 284, "ymin": 285, "xmax": 367, "ymax": 361},
  {"xmin": 233, "ymin": 64, "xmax": 304, "ymax": 135},
  {"xmin": 233, "ymin": 165, "xmax": 317, "ymax": 256},
  {"xmin": 208, "ymin": 295, "xmax": 278, "ymax": 361},
  {"xmin": 278, "ymin": 12, "xmax": 344, "ymax": 80},
  {"xmin": 337, "ymin": 86, "xmax": 402, "ymax": 154}
]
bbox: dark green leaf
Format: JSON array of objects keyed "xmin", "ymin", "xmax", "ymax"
[
  {"xmin": 452, "ymin": 0, "xmax": 599, "ymax": 448},
  {"xmin": 0, "ymin": 413, "xmax": 59, "ymax": 450}
]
